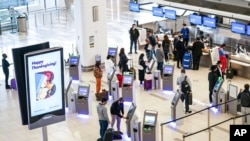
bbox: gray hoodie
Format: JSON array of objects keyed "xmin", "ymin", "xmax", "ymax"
[{"xmin": 97, "ymin": 103, "xmax": 110, "ymax": 121}]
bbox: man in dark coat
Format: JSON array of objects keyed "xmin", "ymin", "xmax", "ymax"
[
  {"xmin": 129, "ymin": 24, "xmax": 140, "ymax": 54},
  {"xmin": 208, "ymin": 65, "xmax": 218, "ymax": 103},
  {"xmin": 176, "ymin": 36, "xmax": 186, "ymax": 68},
  {"xmin": 192, "ymin": 37, "xmax": 204, "ymax": 70},
  {"xmin": 2, "ymin": 53, "xmax": 10, "ymax": 89}
]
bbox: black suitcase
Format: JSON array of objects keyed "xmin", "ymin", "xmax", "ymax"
[
  {"xmin": 226, "ymin": 68, "xmax": 234, "ymax": 79},
  {"xmin": 113, "ymin": 131, "xmax": 122, "ymax": 140},
  {"xmin": 103, "ymin": 128, "xmax": 114, "ymax": 141}
]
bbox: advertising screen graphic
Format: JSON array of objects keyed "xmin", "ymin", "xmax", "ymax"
[{"xmin": 164, "ymin": 66, "xmax": 173, "ymax": 74}]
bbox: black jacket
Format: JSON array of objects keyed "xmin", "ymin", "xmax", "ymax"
[
  {"xmin": 129, "ymin": 28, "xmax": 139, "ymax": 41},
  {"xmin": 192, "ymin": 40, "xmax": 204, "ymax": 56},
  {"xmin": 208, "ymin": 71, "xmax": 218, "ymax": 91},
  {"xmin": 110, "ymin": 100, "xmax": 124, "ymax": 118},
  {"xmin": 176, "ymin": 40, "xmax": 186, "ymax": 56},
  {"xmin": 215, "ymin": 67, "xmax": 223, "ymax": 79},
  {"xmin": 2, "ymin": 58, "xmax": 10, "ymax": 73},
  {"xmin": 237, "ymin": 89, "xmax": 250, "ymax": 100}
]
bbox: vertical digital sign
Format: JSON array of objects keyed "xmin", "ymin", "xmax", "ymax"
[
  {"xmin": 152, "ymin": 7, "xmax": 164, "ymax": 17},
  {"xmin": 231, "ymin": 22, "xmax": 246, "ymax": 34},
  {"xmin": 25, "ymin": 47, "xmax": 65, "ymax": 130},
  {"xmin": 189, "ymin": 14, "xmax": 202, "ymax": 25},
  {"xmin": 164, "ymin": 9, "xmax": 176, "ymax": 20},
  {"xmin": 129, "ymin": 2, "xmax": 140, "ymax": 12},
  {"xmin": 203, "ymin": 17, "xmax": 216, "ymax": 28}
]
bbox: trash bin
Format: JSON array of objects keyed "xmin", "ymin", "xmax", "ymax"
[{"xmin": 17, "ymin": 16, "xmax": 27, "ymax": 32}]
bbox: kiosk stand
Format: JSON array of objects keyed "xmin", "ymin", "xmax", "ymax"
[
  {"xmin": 122, "ymin": 72, "xmax": 135, "ymax": 102},
  {"xmin": 107, "ymin": 47, "xmax": 118, "ymax": 65},
  {"xmin": 142, "ymin": 110, "xmax": 158, "ymax": 141},
  {"xmin": 75, "ymin": 84, "xmax": 91, "ymax": 115},
  {"xmin": 212, "ymin": 77, "xmax": 225, "ymax": 107},
  {"xmin": 126, "ymin": 103, "xmax": 141, "ymax": 141},
  {"xmin": 109, "ymin": 68, "xmax": 119, "ymax": 101},
  {"xmin": 162, "ymin": 64, "xmax": 174, "ymax": 91},
  {"xmin": 171, "ymin": 90, "xmax": 184, "ymax": 125},
  {"xmin": 228, "ymin": 84, "xmax": 238, "ymax": 116},
  {"xmin": 64, "ymin": 78, "xmax": 73, "ymax": 107},
  {"xmin": 67, "ymin": 87, "xmax": 77, "ymax": 113},
  {"xmin": 153, "ymin": 70, "xmax": 161, "ymax": 90},
  {"xmin": 69, "ymin": 56, "xmax": 81, "ymax": 81}
]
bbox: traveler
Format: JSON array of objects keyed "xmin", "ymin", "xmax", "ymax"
[
  {"xmin": 237, "ymin": 84, "xmax": 250, "ymax": 124},
  {"xmin": 155, "ymin": 43, "xmax": 165, "ymax": 76},
  {"xmin": 129, "ymin": 24, "xmax": 140, "ymax": 54},
  {"xmin": 176, "ymin": 36, "xmax": 186, "ymax": 68},
  {"xmin": 162, "ymin": 34, "xmax": 171, "ymax": 62},
  {"xmin": 177, "ymin": 69, "xmax": 192, "ymax": 113},
  {"xmin": 118, "ymin": 48, "xmax": 129, "ymax": 73},
  {"xmin": 148, "ymin": 32, "xmax": 157, "ymax": 56},
  {"xmin": 94, "ymin": 62, "xmax": 103, "ymax": 94},
  {"xmin": 97, "ymin": 98, "xmax": 110, "ymax": 140},
  {"xmin": 180, "ymin": 23, "xmax": 189, "ymax": 47},
  {"xmin": 144, "ymin": 38, "xmax": 152, "ymax": 62},
  {"xmin": 105, "ymin": 55, "xmax": 115, "ymax": 79},
  {"xmin": 218, "ymin": 44, "xmax": 227, "ymax": 74},
  {"xmin": 110, "ymin": 97, "xmax": 127, "ymax": 134},
  {"xmin": 2, "ymin": 53, "xmax": 10, "ymax": 89},
  {"xmin": 216, "ymin": 60, "xmax": 223, "ymax": 79},
  {"xmin": 138, "ymin": 53, "xmax": 147, "ymax": 85},
  {"xmin": 191, "ymin": 37, "xmax": 204, "ymax": 70},
  {"xmin": 208, "ymin": 65, "xmax": 218, "ymax": 103}
]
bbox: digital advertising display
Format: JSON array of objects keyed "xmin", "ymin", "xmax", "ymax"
[
  {"xmin": 129, "ymin": 2, "xmax": 140, "ymax": 12},
  {"xmin": 231, "ymin": 22, "xmax": 246, "ymax": 34},
  {"xmin": 165, "ymin": 9, "xmax": 176, "ymax": 20},
  {"xmin": 203, "ymin": 17, "xmax": 216, "ymax": 28},
  {"xmin": 246, "ymin": 25, "xmax": 250, "ymax": 36},
  {"xmin": 189, "ymin": 14, "xmax": 202, "ymax": 25},
  {"xmin": 164, "ymin": 65, "xmax": 174, "ymax": 74},
  {"xmin": 108, "ymin": 48, "xmax": 117, "ymax": 56},
  {"xmin": 69, "ymin": 56, "xmax": 79, "ymax": 65},
  {"xmin": 152, "ymin": 7, "xmax": 164, "ymax": 17},
  {"xmin": 144, "ymin": 115, "xmax": 156, "ymax": 126},
  {"xmin": 78, "ymin": 87, "xmax": 89, "ymax": 97},
  {"xmin": 24, "ymin": 47, "xmax": 65, "ymax": 129},
  {"xmin": 123, "ymin": 75, "xmax": 133, "ymax": 85}
]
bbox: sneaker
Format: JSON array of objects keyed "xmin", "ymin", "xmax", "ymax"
[
  {"xmin": 128, "ymin": 52, "xmax": 132, "ymax": 54},
  {"xmin": 185, "ymin": 111, "xmax": 192, "ymax": 114}
]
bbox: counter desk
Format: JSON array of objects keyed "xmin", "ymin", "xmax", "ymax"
[{"xmin": 230, "ymin": 55, "xmax": 250, "ymax": 79}]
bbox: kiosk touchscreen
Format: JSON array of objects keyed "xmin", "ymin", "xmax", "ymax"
[
  {"xmin": 147, "ymin": 59, "xmax": 155, "ymax": 73},
  {"xmin": 123, "ymin": 75, "xmax": 133, "ymax": 86},
  {"xmin": 162, "ymin": 64, "xmax": 174, "ymax": 91},
  {"xmin": 126, "ymin": 103, "xmax": 137, "ymax": 138},
  {"xmin": 76, "ymin": 85, "xmax": 91, "ymax": 115},
  {"xmin": 212, "ymin": 77, "xmax": 224, "ymax": 106},
  {"xmin": 171, "ymin": 91, "xmax": 180, "ymax": 106},
  {"xmin": 122, "ymin": 72, "xmax": 135, "ymax": 102},
  {"xmin": 107, "ymin": 47, "xmax": 118, "ymax": 65},
  {"xmin": 171, "ymin": 90, "xmax": 183, "ymax": 124},
  {"xmin": 142, "ymin": 110, "xmax": 158, "ymax": 141},
  {"xmin": 69, "ymin": 56, "xmax": 80, "ymax": 80}
]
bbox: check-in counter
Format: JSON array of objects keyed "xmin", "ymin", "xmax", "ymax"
[
  {"xmin": 200, "ymin": 52, "xmax": 211, "ymax": 67},
  {"xmin": 230, "ymin": 55, "xmax": 250, "ymax": 79}
]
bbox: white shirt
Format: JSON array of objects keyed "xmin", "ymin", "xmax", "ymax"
[{"xmin": 105, "ymin": 59, "xmax": 114, "ymax": 75}]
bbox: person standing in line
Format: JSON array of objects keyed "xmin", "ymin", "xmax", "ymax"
[
  {"xmin": 176, "ymin": 36, "xmax": 186, "ymax": 68},
  {"xmin": 110, "ymin": 97, "xmax": 127, "ymax": 134},
  {"xmin": 177, "ymin": 69, "xmax": 192, "ymax": 114},
  {"xmin": 129, "ymin": 24, "xmax": 140, "ymax": 54},
  {"xmin": 155, "ymin": 43, "xmax": 165, "ymax": 76},
  {"xmin": 105, "ymin": 55, "xmax": 115, "ymax": 79},
  {"xmin": 94, "ymin": 62, "xmax": 103, "ymax": 94},
  {"xmin": 138, "ymin": 53, "xmax": 147, "ymax": 85},
  {"xmin": 118, "ymin": 48, "xmax": 129, "ymax": 74},
  {"xmin": 180, "ymin": 23, "xmax": 189, "ymax": 47},
  {"xmin": 173, "ymin": 32, "xmax": 180, "ymax": 61},
  {"xmin": 208, "ymin": 65, "xmax": 218, "ymax": 104},
  {"xmin": 97, "ymin": 98, "xmax": 110, "ymax": 141},
  {"xmin": 148, "ymin": 32, "xmax": 157, "ymax": 56},
  {"xmin": 144, "ymin": 38, "xmax": 152, "ymax": 62},
  {"xmin": 218, "ymin": 44, "xmax": 227, "ymax": 74},
  {"xmin": 216, "ymin": 60, "xmax": 223, "ymax": 79},
  {"xmin": 162, "ymin": 34, "xmax": 171, "ymax": 62},
  {"xmin": 2, "ymin": 53, "xmax": 10, "ymax": 89},
  {"xmin": 191, "ymin": 37, "xmax": 204, "ymax": 70}
]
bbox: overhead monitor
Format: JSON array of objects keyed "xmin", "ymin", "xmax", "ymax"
[
  {"xmin": 203, "ymin": 17, "xmax": 216, "ymax": 28},
  {"xmin": 189, "ymin": 14, "xmax": 202, "ymax": 25},
  {"xmin": 148, "ymin": 59, "xmax": 155, "ymax": 72},
  {"xmin": 246, "ymin": 25, "xmax": 250, "ymax": 36},
  {"xmin": 172, "ymin": 91, "xmax": 180, "ymax": 105},
  {"xmin": 108, "ymin": 47, "xmax": 117, "ymax": 56},
  {"xmin": 123, "ymin": 75, "xmax": 133, "ymax": 85},
  {"xmin": 144, "ymin": 114, "xmax": 156, "ymax": 126},
  {"xmin": 129, "ymin": 2, "xmax": 140, "ymax": 12},
  {"xmin": 231, "ymin": 22, "xmax": 246, "ymax": 35},
  {"xmin": 78, "ymin": 86, "xmax": 89, "ymax": 98},
  {"xmin": 69, "ymin": 56, "xmax": 79, "ymax": 65},
  {"xmin": 24, "ymin": 47, "xmax": 65, "ymax": 130},
  {"xmin": 152, "ymin": 7, "xmax": 164, "ymax": 17},
  {"xmin": 163, "ymin": 65, "xmax": 174, "ymax": 75},
  {"xmin": 165, "ymin": 9, "xmax": 176, "ymax": 20}
]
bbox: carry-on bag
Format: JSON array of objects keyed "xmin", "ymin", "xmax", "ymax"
[
  {"xmin": 182, "ymin": 51, "xmax": 192, "ymax": 69},
  {"xmin": 144, "ymin": 79, "xmax": 152, "ymax": 91},
  {"xmin": 11, "ymin": 78, "xmax": 17, "ymax": 90},
  {"xmin": 103, "ymin": 128, "xmax": 114, "ymax": 141}
]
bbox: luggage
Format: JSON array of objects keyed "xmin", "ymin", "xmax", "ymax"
[
  {"xmin": 95, "ymin": 89, "xmax": 109, "ymax": 101},
  {"xmin": 182, "ymin": 51, "xmax": 192, "ymax": 69},
  {"xmin": 116, "ymin": 74, "xmax": 123, "ymax": 88},
  {"xmin": 189, "ymin": 94, "xmax": 193, "ymax": 105},
  {"xmin": 226, "ymin": 68, "xmax": 234, "ymax": 79},
  {"xmin": 113, "ymin": 131, "xmax": 122, "ymax": 140},
  {"xmin": 11, "ymin": 78, "xmax": 17, "ymax": 90},
  {"xmin": 103, "ymin": 128, "xmax": 114, "ymax": 141},
  {"xmin": 144, "ymin": 79, "xmax": 152, "ymax": 91}
]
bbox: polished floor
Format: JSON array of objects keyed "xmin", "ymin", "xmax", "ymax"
[{"xmin": 0, "ymin": 0, "xmax": 248, "ymax": 141}]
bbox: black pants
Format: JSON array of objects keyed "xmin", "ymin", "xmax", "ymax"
[
  {"xmin": 164, "ymin": 52, "xmax": 168, "ymax": 62},
  {"xmin": 177, "ymin": 54, "xmax": 184, "ymax": 68},
  {"xmin": 183, "ymin": 38, "xmax": 189, "ymax": 47},
  {"xmin": 209, "ymin": 90, "xmax": 213, "ymax": 103},
  {"xmin": 4, "ymin": 71, "xmax": 9, "ymax": 88},
  {"xmin": 130, "ymin": 39, "xmax": 138, "ymax": 53},
  {"xmin": 192, "ymin": 54, "xmax": 201, "ymax": 70},
  {"xmin": 184, "ymin": 92, "xmax": 190, "ymax": 112}
]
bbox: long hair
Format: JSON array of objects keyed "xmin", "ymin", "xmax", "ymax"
[
  {"xmin": 119, "ymin": 48, "xmax": 125, "ymax": 56},
  {"xmin": 163, "ymin": 34, "xmax": 170, "ymax": 44},
  {"xmin": 138, "ymin": 53, "xmax": 144, "ymax": 62}
]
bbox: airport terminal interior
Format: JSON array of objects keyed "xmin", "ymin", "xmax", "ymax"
[{"xmin": 1, "ymin": 0, "xmax": 250, "ymax": 141}]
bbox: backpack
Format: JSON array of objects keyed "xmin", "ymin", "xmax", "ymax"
[
  {"xmin": 241, "ymin": 92, "xmax": 250, "ymax": 107},
  {"xmin": 181, "ymin": 76, "xmax": 191, "ymax": 94}
]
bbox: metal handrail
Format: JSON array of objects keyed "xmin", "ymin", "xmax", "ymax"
[
  {"xmin": 27, "ymin": 7, "xmax": 66, "ymax": 14},
  {"xmin": 183, "ymin": 113, "xmax": 250, "ymax": 140}
]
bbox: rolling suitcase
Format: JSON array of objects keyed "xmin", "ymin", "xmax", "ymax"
[
  {"xmin": 11, "ymin": 78, "xmax": 17, "ymax": 90},
  {"xmin": 116, "ymin": 74, "xmax": 123, "ymax": 88},
  {"xmin": 103, "ymin": 128, "xmax": 114, "ymax": 141},
  {"xmin": 182, "ymin": 51, "xmax": 192, "ymax": 69},
  {"xmin": 113, "ymin": 131, "xmax": 122, "ymax": 140},
  {"xmin": 144, "ymin": 79, "xmax": 152, "ymax": 91},
  {"xmin": 226, "ymin": 68, "xmax": 234, "ymax": 79},
  {"xmin": 189, "ymin": 93, "xmax": 193, "ymax": 105}
]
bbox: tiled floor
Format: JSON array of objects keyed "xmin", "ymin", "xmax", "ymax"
[{"xmin": 0, "ymin": 0, "xmax": 248, "ymax": 141}]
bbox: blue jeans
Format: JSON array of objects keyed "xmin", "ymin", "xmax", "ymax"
[
  {"xmin": 130, "ymin": 39, "xmax": 137, "ymax": 53},
  {"xmin": 99, "ymin": 120, "xmax": 108, "ymax": 140},
  {"xmin": 157, "ymin": 62, "xmax": 163, "ymax": 76}
]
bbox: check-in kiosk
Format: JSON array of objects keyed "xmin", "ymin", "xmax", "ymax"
[
  {"xmin": 142, "ymin": 110, "xmax": 158, "ymax": 141},
  {"xmin": 76, "ymin": 84, "xmax": 91, "ymax": 115},
  {"xmin": 153, "ymin": 70, "xmax": 161, "ymax": 89},
  {"xmin": 147, "ymin": 59, "xmax": 155, "ymax": 74},
  {"xmin": 162, "ymin": 64, "xmax": 174, "ymax": 91},
  {"xmin": 126, "ymin": 103, "xmax": 140, "ymax": 141},
  {"xmin": 212, "ymin": 77, "xmax": 226, "ymax": 110},
  {"xmin": 108, "ymin": 47, "xmax": 118, "ymax": 65},
  {"xmin": 67, "ymin": 87, "xmax": 77, "ymax": 113},
  {"xmin": 69, "ymin": 56, "xmax": 81, "ymax": 80},
  {"xmin": 64, "ymin": 78, "xmax": 73, "ymax": 107},
  {"xmin": 95, "ymin": 54, "xmax": 101, "ymax": 64},
  {"xmin": 171, "ymin": 90, "xmax": 184, "ymax": 125},
  {"xmin": 109, "ymin": 68, "xmax": 119, "ymax": 101},
  {"xmin": 228, "ymin": 84, "xmax": 238, "ymax": 116},
  {"xmin": 122, "ymin": 72, "xmax": 135, "ymax": 102}
]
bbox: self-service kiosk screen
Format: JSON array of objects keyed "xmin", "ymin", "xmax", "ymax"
[
  {"xmin": 144, "ymin": 115, "xmax": 156, "ymax": 126},
  {"xmin": 213, "ymin": 77, "xmax": 223, "ymax": 92},
  {"xmin": 95, "ymin": 55, "xmax": 101, "ymax": 61},
  {"xmin": 69, "ymin": 56, "xmax": 79, "ymax": 65},
  {"xmin": 108, "ymin": 48, "xmax": 117, "ymax": 56},
  {"xmin": 123, "ymin": 75, "xmax": 133, "ymax": 85},
  {"xmin": 148, "ymin": 59, "xmax": 155, "ymax": 72},
  {"xmin": 172, "ymin": 92, "xmax": 180, "ymax": 105},
  {"xmin": 163, "ymin": 65, "xmax": 173, "ymax": 74},
  {"xmin": 78, "ymin": 87, "xmax": 88, "ymax": 97},
  {"xmin": 126, "ymin": 103, "xmax": 135, "ymax": 118}
]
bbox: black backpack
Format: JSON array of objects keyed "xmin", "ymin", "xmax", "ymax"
[
  {"xmin": 181, "ymin": 76, "xmax": 191, "ymax": 94},
  {"xmin": 241, "ymin": 92, "xmax": 250, "ymax": 107}
]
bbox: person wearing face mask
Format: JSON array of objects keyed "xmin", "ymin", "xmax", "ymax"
[
  {"xmin": 129, "ymin": 24, "xmax": 140, "ymax": 54},
  {"xmin": 176, "ymin": 36, "xmax": 186, "ymax": 68},
  {"xmin": 216, "ymin": 60, "xmax": 223, "ymax": 79},
  {"xmin": 180, "ymin": 23, "xmax": 189, "ymax": 47},
  {"xmin": 208, "ymin": 65, "xmax": 218, "ymax": 103},
  {"xmin": 191, "ymin": 37, "xmax": 204, "ymax": 70},
  {"xmin": 218, "ymin": 44, "xmax": 227, "ymax": 74}
]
